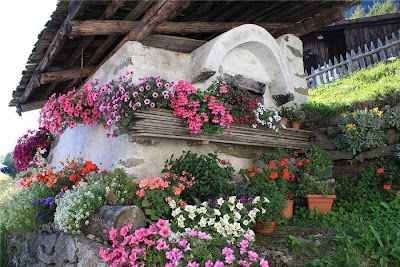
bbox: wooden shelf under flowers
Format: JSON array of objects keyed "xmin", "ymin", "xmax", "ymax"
[{"xmin": 129, "ymin": 109, "xmax": 313, "ymax": 149}]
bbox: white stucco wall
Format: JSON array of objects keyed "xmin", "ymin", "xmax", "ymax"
[{"xmin": 50, "ymin": 25, "xmax": 308, "ymax": 177}]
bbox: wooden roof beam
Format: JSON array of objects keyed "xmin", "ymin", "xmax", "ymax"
[
  {"xmin": 84, "ymin": 0, "xmax": 190, "ymax": 84},
  {"xmin": 39, "ymin": 66, "xmax": 97, "ymax": 84},
  {"xmin": 40, "ymin": 0, "xmax": 126, "ymax": 101},
  {"xmin": 68, "ymin": 20, "xmax": 293, "ymax": 37},
  {"xmin": 18, "ymin": 0, "xmax": 87, "ymax": 104}
]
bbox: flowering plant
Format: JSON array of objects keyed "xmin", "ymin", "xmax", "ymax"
[
  {"xmin": 99, "ymin": 219, "xmax": 269, "ymax": 267},
  {"xmin": 168, "ymin": 196, "xmax": 259, "ymax": 239},
  {"xmin": 334, "ymin": 108, "xmax": 386, "ymax": 154},
  {"xmin": 252, "ymin": 103, "xmax": 282, "ymax": 132},
  {"xmin": 206, "ymin": 80, "xmax": 259, "ymax": 124},
  {"xmin": 54, "ymin": 168, "xmax": 138, "ymax": 234},
  {"xmin": 97, "ymin": 72, "xmax": 174, "ymax": 137},
  {"xmin": 163, "ymin": 151, "xmax": 235, "ymax": 203},
  {"xmin": 39, "ymin": 82, "xmax": 103, "ymax": 135},
  {"xmin": 135, "ymin": 171, "xmax": 195, "ymax": 222},
  {"xmin": 171, "ymin": 80, "xmax": 233, "ymax": 134},
  {"xmin": 13, "ymin": 128, "xmax": 53, "ymax": 171}
]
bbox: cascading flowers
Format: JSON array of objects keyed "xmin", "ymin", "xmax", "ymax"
[
  {"xmin": 13, "ymin": 128, "xmax": 54, "ymax": 171},
  {"xmin": 252, "ymin": 103, "xmax": 282, "ymax": 132}
]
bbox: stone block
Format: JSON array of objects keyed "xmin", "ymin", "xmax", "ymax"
[
  {"xmin": 385, "ymin": 128, "xmax": 398, "ymax": 145},
  {"xmin": 313, "ymin": 140, "xmax": 336, "ymax": 151},
  {"xmin": 43, "ymin": 234, "xmax": 58, "ymax": 254},
  {"xmin": 326, "ymin": 126, "xmax": 340, "ymax": 138},
  {"xmin": 329, "ymin": 150, "xmax": 354, "ymax": 161}
]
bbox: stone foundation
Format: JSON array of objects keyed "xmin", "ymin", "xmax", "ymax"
[{"xmin": 8, "ymin": 230, "xmax": 108, "ymax": 267}]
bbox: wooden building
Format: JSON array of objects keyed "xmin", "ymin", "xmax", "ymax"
[
  {"xmin": 302, "ymin": 13, "xmax": 400, "ymax": 72},
  {"xmin": 9, "ymin": 0, "xmax": 358, "ymax": 113}
]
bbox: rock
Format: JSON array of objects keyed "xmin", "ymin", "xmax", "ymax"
[
  {"xmin": 358, "ymin": 145, "xmax": 396, "ymax": 160},
  {"xmin": 259, "ymin": 249, "xmax": 294, "ymax": 267},
  {"xmin": 385, "ymin": 128, "xmax": 398, "ymax": 145},
  {"xmin": 43, "ymin": 234, "xmax": 58, "ymax": 254},
  {"xmin": 37, "ymin": 248, "xmax": 55, "ymax": 265},
  {"xmin": 54, "ymin": 234, "xmax": 77, "ymax": 264},
  {"xmin": 318, "ymin": 127, "xmax": 328, "ymax": 135},
  {"xmin": 329, "ymin": 116, "xmax": 342, "ymax": 126},
  {"xmin": 394, "ymin": 104, "xmax": 400, "ymax": 112},
  {"xmin": 326, "ymin": 126, "xmax": 340, "ymax": 138},
  {"xmin": 329, "ymin": 150, "xmax": 354, "ymax": 161},
  {"xmin": 314, "ymin": 134, "xmax": 330, "ymax": 141},
  {"xmin": 313, "ymin": 140, "xmax": 336, "ymax": 151},
  {"xmin": 75, "ymin": 236, "xmax": 108, "ymax": 267}
]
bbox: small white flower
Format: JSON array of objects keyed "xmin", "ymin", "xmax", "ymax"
[{"xmin": 217, "ymin": 198, "xmax": 224, "ymax": 206}]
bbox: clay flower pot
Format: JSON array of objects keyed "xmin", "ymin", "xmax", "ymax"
[
  {"xmin": 254, "ymin": 221, "xmax": 277, "ymax": 234},
  {"xmin": 291, "ymin": 121, "xmax": 301, "ymax": 130},
  {"xmin": 282, "ymin": 200, "xmax": 294, "ymax": 218},
  {"xmin": 279, "ymin": 118, "xmax": 289, "ymax": 128},
  {"xmin": 306, "ymin": 194, "xmax": 336, "ymax": 214}
]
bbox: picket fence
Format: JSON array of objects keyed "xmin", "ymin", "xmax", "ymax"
[{"xmin": 305, "ymin": 30, "xmax": 400, "ymax": 88}]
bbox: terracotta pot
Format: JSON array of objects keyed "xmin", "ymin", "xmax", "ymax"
[
  {"xmin": 306, "ymin": 194, "xmax": 336, "ymax": 214},
  {"xmin": 282, "ymin": 200, "xmax": 294, "ymax": 218},
  {"xmin": 291, "ymin": 121, "xmax": 301, "ymax": 130},
  {"xmin": 254, "ymin": 221, "xmax": 277, "ymax": 234},
  {"xmin": 279, "ymin": 118, "xmax": 289, "ymax": 128}
]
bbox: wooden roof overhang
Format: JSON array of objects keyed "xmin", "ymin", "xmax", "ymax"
[{"xmin": 10, "ymin": 0, "xmax": 359, "ymax": 113}]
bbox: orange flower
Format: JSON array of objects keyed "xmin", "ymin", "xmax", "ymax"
[
  {"xmin": 283, "ymin": 169, "xmax": 290, "ymax": 180},
  {"xmin": 179, "ymin": 200, "xmax": 187, "ymax": 208},
  {"xmin": 246, "ymin": 167, "xmax": 253, "ymax": 172},
  {"xmin": 285, "ymin": 193, "xmax": 294, "ymax": 199},
  {"xmin": 269, "ymin": 161, "xmax": 277, "ymax": 168},
  {"xmin": 270, "ymin": 172, "xmax": 278, "ymax": 179},
  {"xmin": 220, "ymin": 160, "xmax": 226, "ymax": 165},
  {"xmin": 383, "ymin": 184, "xmax": 391, "ymax": 190},
  {"xmin": 377, "ymin": 168, "xmax": 384, "ymax": 174},
  {"xmin": 250, "ymin": 172, "xmax": 256, "ymax": 177},
  {"xmin": 82, "ymin": 161, "xmax": 99, "ymax": 175}
]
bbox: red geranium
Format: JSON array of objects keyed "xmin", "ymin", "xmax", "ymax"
[
  {"xmin": 377, "ymin": 168, "xmax": 384, "ymax": 174},
  {"xmin": 383, "ymin": 184, "xmax": 391, "ymax": 190},
  {"xmin": 296, "ymin": 161, "xmax": 303, "ymax": 167},
  {"xmin": 270, "ymin": 172, "xmax": 278, "ymax": 179},
  {"xmin": 269, "ymin": 161, "xmax": 277, "ymax": 168}
]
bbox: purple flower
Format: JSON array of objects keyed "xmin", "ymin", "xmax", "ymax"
[
  {"xmin": 156, "ymin": 82, "xmax": 163, "ymax": 88},
  {"xmin": 144, "ymin": 99, "xmax": 150, "ymax": 105},
  {"xmin": 152, "ymin": 92, "xmax": 158, "ymax": 98},
  {"xmin": 139, "ymin": 87, "xmax": 144, "ymax": 92},
  {"xmin": 146, "ymin": 85, "xmax": 151, "ymax": 90},
  {"xmin": 132, "ymin": 91, "xmax": 139, "ymax": 98}
]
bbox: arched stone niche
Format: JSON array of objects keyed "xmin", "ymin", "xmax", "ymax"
[{"xmin": 191, "ymin": 24, "xmax": 296, "ymax": 107}]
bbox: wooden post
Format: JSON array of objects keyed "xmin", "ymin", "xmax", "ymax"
[
  {"xmin": 346, "ymin": 52, "xmax": 353, "ymax": 73},
  {"xmin": 385, "ymin": 36, "xmax": 393, "ymax": 58},
  {"xmin": 358, "ymin": 47, "xmax": 366, "ymax": 69},
  {"xmin": 377, "ymin": 38, "xmax": 387, "ymax": 62},
  {"xmin": 391, "ymin": 33, "xmax": 399, "ymax": 57},
  {"xmin": 81, "ymin": 205, "xmax": 146, "ymax": 241},
  {"xmin": 364, "ymin": 44, "xmax": 372, "ymax": 66},
  {"xmin": 370, "ymin": 42, "xmax": 379, "ymax": 64},
  {"xmin": 350, "ymin": 50, "xmax": 360, "ymax": 71}
]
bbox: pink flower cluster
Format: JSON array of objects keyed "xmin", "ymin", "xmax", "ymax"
[
  {"xmin": 39, "ymin": 83, "xmax": 102, "ymax": 135},
  {"xmin": 99, "ymin": 220, "xmax": 270, "ymax": 267},
  {"xmin": 96, "ymin": 73, "xmax": 173, "ymax": 137},
  {"xmin": 13, "ymin": 128, "xmax": 53, "ymax": 171},
  {"xmin": 170, "ymin": 80, "xmax": 233, "ymax": 134},
  {"xmin": 136, "ymin": 171, "xmax": 195, "ymax": 198}
]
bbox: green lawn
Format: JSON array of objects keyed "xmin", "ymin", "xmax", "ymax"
[{"xmin": 303, "ymin": 59, "xmax": 400, "ymax": 126}]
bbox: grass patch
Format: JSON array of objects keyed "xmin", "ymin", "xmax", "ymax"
[{"xmin": 303, "ymin": 59, "xmax": 400, "ymax": 127}]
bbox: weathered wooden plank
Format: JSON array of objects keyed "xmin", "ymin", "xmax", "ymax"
[
  {"xmin": 377, "ymin": 38, "xmax": 387, "ymax": 61},
  {"xmin": 68, "ymin": 20, "xmax": 293, "ymax": 37},
  {"xmin": 142, "ymin": 34, "xmax": 206, "ymax": 53},
  {"xmin": 350, "ymin": 50, "xmax": 360, "ymax": 71},
  {"xmin": 370, "ymin": 42, "xmax": 379, "ymax": 64},
  {"xmin": 39, "ymin": 66, "xmax": 97, "ymax": 84},
  {"xmin": 364, "ymin": 44, "xmax": 372, "ymax": 66},
  {"xmin": 19, "ymin": 0, "xmax": 87, "ymax": 104},
  {"xmin": 357, "ymin": 47, "xmax": 366, "ymax": 69}
]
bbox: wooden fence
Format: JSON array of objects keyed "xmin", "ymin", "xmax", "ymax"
[{"xmin": 305, "ymin": 30, "xmax": 400, "ymax": 88}]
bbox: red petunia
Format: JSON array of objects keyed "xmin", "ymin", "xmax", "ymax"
[
  {"xmin": 377, "ymin": 168, "xmax": 384, "ymax": 174},
  {"xmin": 383, "ymin": 184, "xmax": 391, "ymax": 190},
  {"xmin": 269, "ymin": 161, "xmax": 277, "ymax": 168},
  {"xmin": 270, "ymin": 172, "xmax": 278, "ymax": 179}
]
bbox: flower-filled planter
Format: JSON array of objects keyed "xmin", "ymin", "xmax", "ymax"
[
  {"xmin": 282, "ymin": 199, "xmax": 294, "ymax": 218},
  {"xmin": 254, "ymin": 221, "xmax": 277, "ymax": 234},
  {"xmin": 306, "ymin": 194, "xmax": 336, "ymax": 214}
]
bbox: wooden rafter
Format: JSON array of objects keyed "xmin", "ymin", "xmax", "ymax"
[
  {"xmin": 68, "ymin": 20, "xmax": 293, "ymax": 37},
  {"xmin": 41, "ymin": 0, "xmax": 126, "ymax": 100},
  {"xmin": 142, "ymin": 35, "xmax": 206, "ymax": 53},
  {"xmin": 18, "ymin": 0, "xmax": 87, "ymax": 104},
  {"xmin": 83, "ymin": 0, "xmax": 190, "ymax": 85},
  {"xmin": 39, "ymin": 66, "xmax": 97, "ymax": 84},
  {"xmin": 62, "ymin": 0, "xmax": 154, "ymax": 94}
]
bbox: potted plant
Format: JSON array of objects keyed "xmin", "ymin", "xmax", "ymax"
[
  {"xmin": 303, "ymin": 145, "xmax": 333, "ymax": 179},
  {"xmin": 300, "ymin": 174, "xmax": 336, "ymax": 214},
  {"xmin": 278, "ymin": 106, "xmax": 293, "ymax": 128},
  {"xmin": 252, "ymin": 192, "xmax": 287, "ymax": 233},
  {"xmin": 282, "ymin": 193, "xmax": 294, "ymax": 218},
  {"xmin": 290, "ymin": 105, "xmax": 305, "ymax": 130}
]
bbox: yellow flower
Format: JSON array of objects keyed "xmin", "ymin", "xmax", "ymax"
[
  {"xmin": 346, "ymin": 124, "xmax": 357, "ymax": 131},
  {"xmin": 377, "ymin": 111, "xmax": 383, "ymax": 117},
  {"xmin": 342, "ymin": 113, "xmax": 348, "ymax": 118}
]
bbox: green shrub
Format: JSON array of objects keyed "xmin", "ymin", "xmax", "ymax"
[
  {"xmin": 334, "ymin": 109, "xmax": 386, "ymax": 154},
  {"xmin": 163, "ymin": 151, "xmax": 235, "ymax": 202}
]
